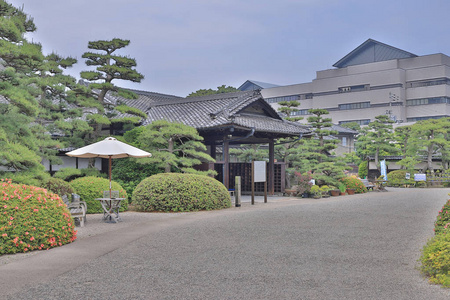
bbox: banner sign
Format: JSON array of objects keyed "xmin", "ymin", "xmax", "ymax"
[{"xmin": 380, "ymin": 160, "xmax": 387, "ymax": 180}]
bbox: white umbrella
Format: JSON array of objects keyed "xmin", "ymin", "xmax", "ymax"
[{"xmin": 66, "ymin": 137, "xmax": 152, "ymax": 197}]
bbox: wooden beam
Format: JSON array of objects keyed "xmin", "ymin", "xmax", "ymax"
[
  {"xmin": 223, "ymin": 138, "xmax": 230, "ymax": 189},
  {"xmin": 268, "ymin": 139, "xmax": 275, "ymax": 195}
]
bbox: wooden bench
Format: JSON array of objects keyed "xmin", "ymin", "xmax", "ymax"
[
  {"xmin": 360, "ymin": 179, "xmax": 375, "ymax": 191},
  {"xmin": 62, "ymin": 194, "xmax": 87, "ymax": 227}
]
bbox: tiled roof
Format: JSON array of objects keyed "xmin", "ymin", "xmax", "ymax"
[{"xmin": 143, "ymin": 90, "xmax": 310, "ymax": 136}]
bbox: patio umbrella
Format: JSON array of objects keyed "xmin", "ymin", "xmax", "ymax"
[{"xmin": 66, "ymin": 137, "xmax": 152, "ymax": 197}]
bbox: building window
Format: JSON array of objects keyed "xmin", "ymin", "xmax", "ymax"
[
  {"xmin": 406, "ymin": 116, "xmax": 449, "ymax": 122},
  {"xmin": 291, "ymin": 109, "xmax": 310, "ymax": 116},
  {"xmin": 339, "ymin": 102, "xmax": 371, "ymax": 110},
  {"xmin": 339, "ymin": 119, "xmax": 371, "ymax": 126},
  {"xmin": 338, "ymin": 84, "xmax": 369, "ymax": 93},
  {"xmin": 265, "ymin": 95, "xmax": 300, "ymax": 103},
  {"xmin": 407, "ymin": 78, "xmax": 450, "ymax": 88},
  {"xmin": 342, "ymin": 137, "xmax": 347, "ymax": 146},
  {"xmin": 406, "ymin": 97, "xmax": 450, "ymax": 106}
]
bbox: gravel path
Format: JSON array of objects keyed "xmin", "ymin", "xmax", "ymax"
[{"xmin": 1, "ymin": 188, "xmax": 450, "ymax": 299}]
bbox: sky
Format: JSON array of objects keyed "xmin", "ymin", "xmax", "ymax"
[{"xmin": 7, "ymin": 0, "xmax": 450, "ymax": 97}]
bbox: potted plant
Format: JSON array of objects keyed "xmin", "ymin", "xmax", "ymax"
[
  {"xmin": 338, "ymin": 183, "xmax": 346, "ymax": 195},
  {"xmin": 346, "ymin": 188, "xmax": 356, "ymax": 195},
  {"xmin": 329, "ymin": 185, "xmax": 340, "ymax": 196},
  {"xmin": 310, "ymin": 185, "xmax": 321, "ymax": 199},
  {"xmin": 320, "ymin": 185, "xmax": 330, "ymax": 198}
]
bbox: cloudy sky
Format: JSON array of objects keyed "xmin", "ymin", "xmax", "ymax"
[{"xmin": 7, "ymin": 0, "xmax": 450, "ymax": 97}]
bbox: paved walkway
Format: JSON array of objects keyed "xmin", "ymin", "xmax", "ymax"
[{"xmin": 1, "ymin": 188, "xmax": 450, "ymax": 299}]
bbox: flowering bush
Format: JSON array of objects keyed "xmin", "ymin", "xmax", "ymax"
[
  {"xmin": 70, "ymin": 176, "xmax": 128, "ymax": 214},
  {"xmin": 41, "ymin": 178, "xmax": 74, "ymax": 197},
  {"xmin": 339, "ymin": 176, "xmax": 367, "ymax": 194},
  {"xmin": 0, "ymin": 179, "xmax": 77, "ymax": 255},
  {"xmin": 420, "ymin": 230, "xmax": 450, "ymax": 287},
  {"xmin": 434, "ymin": 199, "xmax": 450, "ymax": 235},
  {"xmin": 294, "ymin": 171, "xmax": 313, "ymax": 195}
]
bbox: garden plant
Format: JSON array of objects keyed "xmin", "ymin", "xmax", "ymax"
[
  {"xmin": 70, "ymin": 176, "xmax": 128, "ymax": 213},
  {"xmin": 132, "ymin": 173, "xmax": 231, "ymax": 212},
  {"xmin": 0, "ymin": 179, "xmax": 77, "ymax": 255},
  {"xmin": 339, "ymin": 176, "xmax": 368, "ymax": 194}
]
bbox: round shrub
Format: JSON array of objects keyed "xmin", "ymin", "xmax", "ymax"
[
  {"xmin": 340, "ymin": 176, "xmax": 367, "ymax": 193},
  {"xmin": 41, "ymin": 177, "xmax": 74, "ymax": 197},
  {"xmin": 420, "ymin": 231, "xmax": 450, "ymax": 287},
  {"xmin": 132, "ymin": 173, "xmax": 231, "ymax": 212},
  {"xmin": 435, "ymin": 199, "xmax": 450, "ymax": 235},
  {"xmin": 0, "ymin": 179, "xmax": 77, "ymax": 254},
  {"xmin": 386, "ymin": 170, "xmax": 415, "ymax": 187},
  {"xmin": 70, "ymin": 176, "xmax": 128, "ymax": 214},
  {"xmin": 358, "ymin": 161, "xmax": 368, "ymax": 179}
]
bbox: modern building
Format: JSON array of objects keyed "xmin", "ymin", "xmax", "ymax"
[{"xmin": 260, "ymin": 39, "xmax": 450, "ymax": 126}]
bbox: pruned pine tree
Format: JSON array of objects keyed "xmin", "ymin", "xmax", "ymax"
[
  {"xmin": 133, "ymin": 120, "xmax": 216, "ymax": 176},
  {"xmin": 356, "ymin": 115, "xmax": 399, "ymax": 171},
  {"xmin": 277, "ymin": 100, "xmax": 303, "ymax": 122},
  {"xmin": 80, "ymin": 38, "xmax": 145, "ymax": 166}
]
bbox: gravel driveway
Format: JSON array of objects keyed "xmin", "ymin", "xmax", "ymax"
[{"xmin": 1, "ymin": 188, "xmax": 450, "ymax": 299}]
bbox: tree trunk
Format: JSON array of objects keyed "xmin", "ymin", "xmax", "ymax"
[
  {"xmin": 427, "ymin": 143, "xmax": 434, "ymax": 172},
  {"xmin": 165, "ymin": 138, "xmax": 173, "ymax": 173}
]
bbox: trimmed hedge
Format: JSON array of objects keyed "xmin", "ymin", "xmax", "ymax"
[
  {"xmin": 386, "ymin": 170, "xmax": 415, "ymax": 187},
  {"xmin": 434, "ymin": 199, "xmax": 450, "ymax": 235},
  {"xmin": 0, "ymin": 179, "xmax": 77, "ymax": 254},
  {"xmin": 132, "ymin": 173, "xmax": 231, "ymax": 212},
  {"xmin": 339, "ymin": 176, "xmax": 367, "ymax": 193},
  {"xmin": 41, "ymin": 177, "xmax": 74, "ymax": 197},
  {"xmin": 420, "ymin": 230, "xmax": 450, "ymax": 287},
  {"xmin": 70, "ymin": 176, "xmax": 128, "ymax": 214}
]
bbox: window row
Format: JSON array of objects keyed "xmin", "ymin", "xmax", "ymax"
[
  {"xmin": 265, "ymin": 93, "xmax": 313, "ymax": 103},
  {"xmin": 406, "ymin": 115, "xmax": 449, "ymax": 122},
  {"xmin": 406, "ymin": 97, "xmax": 450, "ymax": 106},
  {"xmin": 338, "ymin": 102, "xmax": 371, "ymax": 110},
  {"xmin": 339, "ymin": 119, "xmax": 371, "ymax": 126},
  {"xmin": 406, "ymin": 78, "xmax": 450, "ymax": 88}
]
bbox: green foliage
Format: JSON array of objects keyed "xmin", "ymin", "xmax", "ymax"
[
  {"xmin": 111, "ymin": 158, "xmax": 160, "ymax": 198},
  {"xmin": 69, "ymin": 176, "xmax": 128, "ymax": 213},
  {"xmin": 310, "ymin": 185, "xmax": 320, "ymax": 197},
  {"xmin": 339, "ymin": 176, "xmax": 367, "ymax": 193},
  {"xmin": 187, "ymin": 85, "xmax": 238, "ymax": 97},
  {"xmin": 386, "ymin": 170, "xmax": 415, "ymax": 187},
  {"xmin": 115, "ymin": 105, "xmax": 147, "ymax": 118},
  {"xmin": 41, "ymin": 178, "xmax": 74, "ymax": 197},
  {"xmin": 277, "ymin": 100, "xmax": 303, "ymax": 122},
  {"xmin": 356, "ymin": 115, "xmax": 399, "ymax": 169},
  {"xmin": 311, "ymin": 161, "xmax": 348, "ymax": 186},
  {"xmin": 0, "ymin": 179, "xmax": 77, "ymax": 255},
  {"xmin": 133, "ymin": 120, "xmax": 216, "ymax": 175},
  {"xmin": 358, "ymin": 161, "xmax": 368, "ymax": 179},
  {"xmin": 132, "ymin": 173, "xmax": 231, "ymax": 212},
  {"xmin": 53, "ymin": 167, "xmax": 104, "ymax": 182},
  {"xmin": 434, "ymin": 199, "xmax": 450, "ymax": 235},
  {"xmin": 420, "ymin": 231, "xmax": 450, "ymax": 287}
]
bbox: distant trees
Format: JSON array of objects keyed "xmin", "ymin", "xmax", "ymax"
[{"xmin": 187, "ymin": 85, "xmax": 238, "ymax": 97}]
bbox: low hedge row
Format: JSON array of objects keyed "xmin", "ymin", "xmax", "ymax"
[
  {"xmin": 132, "ymin": 173, "xmax": 231, "ymax": 212},
  {"xmin": 420, "ymin": 196, "xmax": 450, "ymax": 287}
]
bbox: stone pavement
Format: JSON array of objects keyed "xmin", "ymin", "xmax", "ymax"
[{"xmin": 1, "ymin": 188, "xmax": 450, "ymax": 299}]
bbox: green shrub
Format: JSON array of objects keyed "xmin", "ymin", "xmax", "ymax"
[
  {"xmin": 111, "ymin": 158, "xmax": 160, "ymax": 198},
  {"xmin": 0, "ymin": 179, "xmax": 77, "ymax": 254},
  {"xmin": 420, "ymin": 231, "xmax": 450, "ymax": 287},
  {"xmin": 386, "ymin": 170, "xmax": 415, "ymax": 187},
  {"xmin": 54, "ymin": 167, "xmax": 105, "ymax": 182},
  {"xmin": 358, "ymin": 161, "xmax": 368, "ymax": 179},
  {"xmin": 70, "ymin": 176, "xmax": 128, "ymax": 214},
  {"xmin": 434, "ymin": 199, "xmax": 450, "ymax": 235},
  {"xmin": 339, "ymin": 176, "xmax": 367, "ymax": 193},
  {"xmin": 132, "ymin": 173, "xmax": 231, "ymax": 212},
  {"xmin": 41, "ymin": 177, "xmax": 74, "ymax": 197}
]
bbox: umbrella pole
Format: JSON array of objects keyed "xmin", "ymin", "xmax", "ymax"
[{"xmin": 109, "ymin": 155, "xmax": 112, "ymax": 198}]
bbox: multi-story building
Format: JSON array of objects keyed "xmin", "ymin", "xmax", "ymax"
[{"xmin": 259, "ymin": 39, "xmax": 450, "ymax": 126}]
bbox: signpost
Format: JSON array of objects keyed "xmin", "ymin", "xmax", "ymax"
[{"xmin": 252, "ymin": 161, "xmax": 267, "ymax": 205}]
